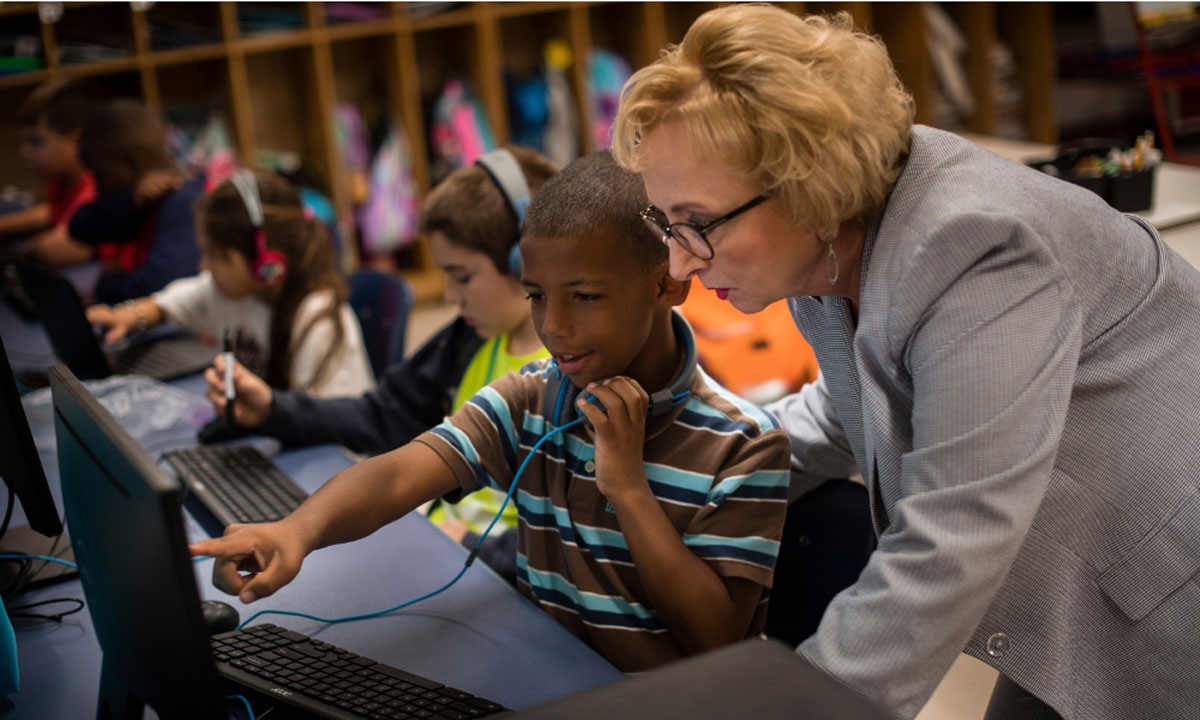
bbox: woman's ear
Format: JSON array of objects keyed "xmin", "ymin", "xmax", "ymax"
[{"xmin": 654, "ymin": 263, "xmax": 691, "ymax": 308}]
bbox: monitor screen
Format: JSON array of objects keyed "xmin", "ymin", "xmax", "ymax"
[
  {"xmin": 0, "ymin": 332, "xmax": 61, "ymax": 538},
  {"xmin": 50, "ymin": 363, "xmax": 224, "ymax": 718}
]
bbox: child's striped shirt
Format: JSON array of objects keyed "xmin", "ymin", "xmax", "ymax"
[{"xmin": 416, "ymin": 360, "xmax": 790, "ymax": 671}]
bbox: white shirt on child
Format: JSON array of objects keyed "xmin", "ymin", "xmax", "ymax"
[{"xmin": 153, "ymin": 271, "xmax": 375, "ymax": 398}]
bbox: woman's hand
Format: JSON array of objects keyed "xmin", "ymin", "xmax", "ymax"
[
  {"xmin": 189, "ymin": 521, "xmax": 309, "ymax": 604},
  {"xmin": 577, "ymin": 376, "xmax": 653, "ymax": 508},
  {"xmin": 205, "ymin": 354, "xmax": 273, "ymax": 428}
]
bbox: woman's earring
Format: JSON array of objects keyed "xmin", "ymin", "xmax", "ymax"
[{"xmin": 825, "ymin": 237, "xmax": 839, "ymax": 285}]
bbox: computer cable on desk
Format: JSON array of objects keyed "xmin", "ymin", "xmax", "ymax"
[
  {"xmin": 235, "ymin": 417, "xmax": 584, "ymax": 631},
  {"xmin": 5, "ymin": 596, "xmax": 84, "ymax": 622},
  {"xmin": 225, "ymin": 693, "xmax": 257, "ymax": 720},
  {"xmin": 0, "ymin": 537, "xmax": 73, "ymax": 600}
]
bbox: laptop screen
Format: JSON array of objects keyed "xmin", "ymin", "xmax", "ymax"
[{"xmin": 17, "ymin": 261, "xmax": 110, "ymax": 380}]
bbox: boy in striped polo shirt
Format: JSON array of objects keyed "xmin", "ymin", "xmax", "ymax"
[{"xmin": 193, "ymin": 151, "xmax": 791, "ymax": 672}]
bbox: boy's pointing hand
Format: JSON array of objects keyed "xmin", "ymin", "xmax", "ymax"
[{"xmin": 189, "ymin": 522, "xmax": 306, "ymax": 604}]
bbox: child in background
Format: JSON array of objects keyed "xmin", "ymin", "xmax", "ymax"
[
  {"xmin": 69, "ymin": 98, "xmax": 203, "ymax": 304},
  {"xmin": 2, "ymin": 79, "xmax": 98, "ymax": 265},
  {"xmin": 87, "ymin": 169, "xmax": 373, "ymax": 399},
  {"xmin": 203, "ymin": 148, "xmax": 558, "ymax": 580},
  {"xmin": 191, "ymin": 151, "xmax": 791, "ymax": 671}
]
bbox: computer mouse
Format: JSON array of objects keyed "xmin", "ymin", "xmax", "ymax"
[{"xmin": 201, "ymin": 600, "xmax": 240, "ymax": 635}]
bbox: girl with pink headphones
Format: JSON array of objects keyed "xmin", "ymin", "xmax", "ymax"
[{"xmin": 86, "ymin": 169, "xmax": 374, "ymax": 398}]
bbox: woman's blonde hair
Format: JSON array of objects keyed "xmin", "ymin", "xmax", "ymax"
[{"xmin": 612, "ymin": 5, "xmax": 914, "ymax": 235}]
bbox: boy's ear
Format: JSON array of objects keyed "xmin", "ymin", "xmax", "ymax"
[{"xmin": 653, "ymin": 263, "xmax": 691, "ymax": 308}]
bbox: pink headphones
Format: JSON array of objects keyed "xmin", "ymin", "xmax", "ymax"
[{"xmin": 228, "ymin": 169, "xmax": 288, "ymax": 286}]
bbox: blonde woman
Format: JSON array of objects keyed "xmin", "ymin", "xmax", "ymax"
[{"xmin": 614, "ymin": 5, "xmax": 1200, "ymax": 720}]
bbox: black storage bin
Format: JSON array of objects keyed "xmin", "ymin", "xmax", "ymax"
[
  {"xmin": 1109, "ymin": 167, "xmax": 1155, "ymax": 212},
  {"xmin": 1026, "ymin": 138, "xmax": 1157, "ymax": 213}
]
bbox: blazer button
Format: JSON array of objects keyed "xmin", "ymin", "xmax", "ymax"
[
  {"xmin": 584, "ymin": 460, "xmax": 595, "ymax": 473},
  {"xmin": 986, "ymin": 633, "xmax": 1011, "ymax": 658}
]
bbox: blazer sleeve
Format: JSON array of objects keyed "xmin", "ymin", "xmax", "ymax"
[
  {"xmin": 765, "ymin": 372, "xmax": 860, "ymax": 499},
  {"xmin": 798, "ymin": 212, "xmax": 1083, "ymax": 718}
]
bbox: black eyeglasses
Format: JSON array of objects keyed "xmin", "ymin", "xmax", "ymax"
[{"xmin": 639, "ymin": 195, "xmax": 768, "ymax": 261}]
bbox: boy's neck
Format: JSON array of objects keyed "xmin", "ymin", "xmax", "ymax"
[
  {"xmin": 507, "ymin": 314, "xmax": 542, "ymax": 356},
  {"xmin": 622, "ymin": 310, "xmax": 683, "ymax": 397}
]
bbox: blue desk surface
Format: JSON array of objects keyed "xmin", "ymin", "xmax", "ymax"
[{"xmin": 3, "ymin": 331, "xmax": 622, "ymax": 717}]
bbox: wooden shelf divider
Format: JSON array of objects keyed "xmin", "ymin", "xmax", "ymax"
[{"xmin": 0, "ymin": 1, "xmax": 1058, "ymax": 300}]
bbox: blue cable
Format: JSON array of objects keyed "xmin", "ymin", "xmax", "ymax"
[
  {"xmin": 224, "ymin": 694, "xmax": 255, "ymax": 720},
  {"xmin": 236, "ymin": 418, "xmax": 583, "ymax": 631},
  {"xmin": 0, "ymin": 553, "xmax": 78, "ymax": 570}
]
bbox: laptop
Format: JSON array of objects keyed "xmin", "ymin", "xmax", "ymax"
[{"xmin": 13, "ymin": 258, "xmax": 217, "ymax": 381}]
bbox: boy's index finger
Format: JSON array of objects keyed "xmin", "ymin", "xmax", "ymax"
[{"xmin": 189, "ymin": 534, "xmax": 253, "ymax": 558}]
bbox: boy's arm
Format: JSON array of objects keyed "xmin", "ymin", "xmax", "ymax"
[
  {"xmin": 25, "ymin": 224, "xmax": 95, "ymax": 266},
  {"xmin": 260, "ymin": 318, "xmax": 484, "ymax": 453},
  {"xmin": 190, "ymin": 441, "xmax": 460, "ymax": 603},
  {"xmin": 0, "ymin": 203, "xmax": 50, "ymax": 238},
  {"xmin": 580, "ymin": 378, "xmax": 774, "ymax": 654}
]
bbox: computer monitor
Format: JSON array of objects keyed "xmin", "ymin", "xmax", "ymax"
[
  {"xmin": 50, "ymin": 364, "xmax": 225, "ymax": 718},
  {"xmin": 0, "ymin": 333, "xmax": 61, "ymax": 536},
  {"xmin": 0, "ymin": 333, "xmax": 73, "ymax": 594}
]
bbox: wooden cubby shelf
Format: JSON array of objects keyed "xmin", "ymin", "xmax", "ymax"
[{"xmin": 0, "ymin": 1, "xmax": 1055, "ymax": 301}]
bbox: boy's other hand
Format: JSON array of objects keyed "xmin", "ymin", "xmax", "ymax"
[
  {"xmin": 578, "ymin": 377, "xmax": 652, "ymax": 505},
  {"xmin": 134, "ymin": 169, "xmax": 184, "ymax": 207},
  {"xmin": 190, "ymin": 522, "xmax": 306, "ymax": 604},
  {"xmin": 206, "ymin": 354, "xmax": 273, "ymax": 428},
  {"xmin": 85, "ymin": 303, "xmax": 134, "ymax": 343}
]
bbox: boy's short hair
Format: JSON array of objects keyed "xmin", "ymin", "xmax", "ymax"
[
  {"xmin": 522, "ymin": 150, "xmax": 665, "ymax": 272},
  {"xmin": 18, "ymin": 78, "xmax": 101, "ymax": 133},
  {"xmin": 79, "ymin": 98, "xmax": 171, "ymax": 176},
  {"xmin": 419, "ymin": 146, "xmax": 558, "ymax": 274}
]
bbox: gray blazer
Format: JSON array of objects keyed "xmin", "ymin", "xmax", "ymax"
[{"xmin": 768, "ymin": 126, "xmax": 1200, "ymax": 719}]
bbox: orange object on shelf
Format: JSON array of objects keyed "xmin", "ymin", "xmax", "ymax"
[{"xmin": 679, "ymin": 290, "xmax": 820, "ymax": 405}]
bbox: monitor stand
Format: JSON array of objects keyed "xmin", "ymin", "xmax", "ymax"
[{"xmin": 0, "ymin": 525, "xmax": 76, "ymax": 595}]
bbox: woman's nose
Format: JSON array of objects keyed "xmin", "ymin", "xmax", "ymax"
[{"xmin": 668, "ymin": 242, "xmax": 708, "ymax": 282}]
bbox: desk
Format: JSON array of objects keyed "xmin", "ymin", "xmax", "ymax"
[
  {"xmin": 960, "ymin": 133, "xmax": 1200, "ymax": 270},
  {"xmin": 4, "ymin": 365, "xmax": 622, "ymax": 718}
]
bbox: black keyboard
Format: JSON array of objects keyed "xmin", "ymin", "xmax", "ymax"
[
  {"xmin": 106, "ymin": 335, "xmax": 218, "ymax": 380},
  {"xmin": 165, "ymin": 445, "xmax": 308, "ymax": 536},
  {"xmin": 212, "ymin": 624, "xmax": 509, "ymax": 719}
]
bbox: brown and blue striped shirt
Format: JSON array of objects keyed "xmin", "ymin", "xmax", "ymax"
[{"xmin": 416, "ymin": 360, "xmax": 790, "ymax": 671}]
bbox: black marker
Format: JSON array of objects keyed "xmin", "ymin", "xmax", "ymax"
[{"xmin": 223, "ymin": 329, "xmax": 235, "ymax": 426}]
